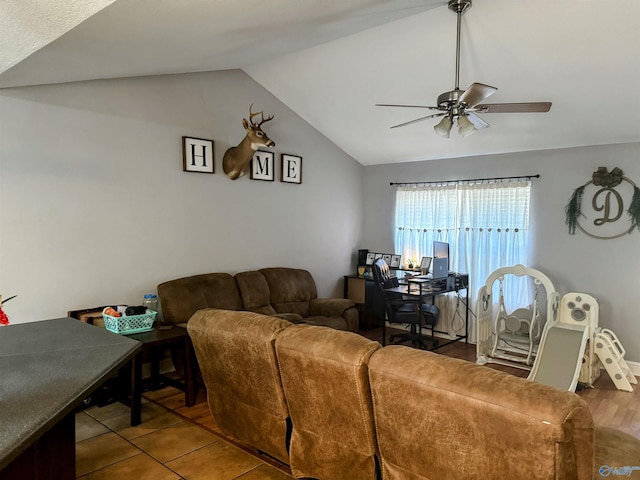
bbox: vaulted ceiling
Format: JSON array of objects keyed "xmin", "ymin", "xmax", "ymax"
[{"xmin": 2, "ymin": 0, "xmax": 639, "ymax": 165}]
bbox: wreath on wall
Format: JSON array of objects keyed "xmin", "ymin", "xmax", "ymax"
[{"xmin": 565, "ymin": 167, "xmax": 640, "ymax": 237}]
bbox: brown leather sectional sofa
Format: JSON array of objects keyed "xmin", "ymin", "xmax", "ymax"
[
  {"xmin": 157, "ymin": 267, "xmax": 358, "ymax": 331},
  {"xmin": 187, "ymin": 308, "xmax": 640, "ymax": 480}
]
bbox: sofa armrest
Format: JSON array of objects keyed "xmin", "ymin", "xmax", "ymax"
[
  {"xmin": 272, "ymin": 312, "xmax": 304, "ymax": 322},
  {"xmin": 309, "ymin": 298, "xmax": 355, "ymax": 317}
]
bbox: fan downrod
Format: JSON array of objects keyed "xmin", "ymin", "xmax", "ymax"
[{"xmin": 448, "ymin": 0, "xmax": 471, "ymax": 14}]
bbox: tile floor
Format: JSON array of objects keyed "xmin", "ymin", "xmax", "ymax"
[{"xmin": 76, "ymin": 399, "xmax": 293, "ymax": 479}]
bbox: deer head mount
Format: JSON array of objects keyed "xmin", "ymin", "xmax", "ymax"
[{"xmin": 223, "ymin": 104, "xmax": 275, "ymax": 180}]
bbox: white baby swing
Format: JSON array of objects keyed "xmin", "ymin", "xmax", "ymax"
[
  {"xmin": 476, "ymin": 264, "xmax": 559, "ymax": 370},
  {"xmin": 478, "ymin": 265, "xmax": 635, "ymax": 392}
]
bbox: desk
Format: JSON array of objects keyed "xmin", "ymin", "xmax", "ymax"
[
  {"xmin": 0, "ymin": 318, "xmax": 141, "ymax": 479},
  {"xmin": 382, "ymin": 273, "xmax": 469, "ymax": 350}
]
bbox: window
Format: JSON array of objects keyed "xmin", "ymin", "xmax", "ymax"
[{"xmin": 394, "ymin": 179, "xmax": 532, "ymax": 334}]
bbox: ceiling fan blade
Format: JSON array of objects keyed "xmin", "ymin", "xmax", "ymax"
[
  {"xmin": 390, "ymin": 112, "xmax": 446, "ymax": 129},
  {"xmin": 376, "ymin": 104, "xmax": 441, "ymax": 110},
  {"xmin": 466, "ymin": 112, "xmax": 490, "ymax": 129},
  {"xmin": 474, "ymin": 102, "xmax": 552, "ymax": 113},
  {"xmin": 458, "ymin": 82, "xmax": 498, "ymax": 108}
]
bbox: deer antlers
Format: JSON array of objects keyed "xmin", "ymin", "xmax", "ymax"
[
  {"xmin": 222, "ymin": 103, "xmax": 276, "ymax": 180},
  {"xmin": 248, "ymin": 103, "xmax": 274, "ymax": 128}
]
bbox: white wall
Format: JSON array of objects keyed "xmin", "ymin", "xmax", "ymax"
[
  {"xmin": 362, "ymin": 143, "xmax": 640, "ymax": 361},
  {"xmin": 0, "ymin": 70, "xmax": 363, "ymax": 323}
]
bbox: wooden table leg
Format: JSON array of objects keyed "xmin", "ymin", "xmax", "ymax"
[
  {"xmin": 150, "ymin": 346, "xmax": 161, "ymax": 390},
  {"xmin": 130, "ymin": 353, "xmax": 142, "ymax": 426},
  {"xmin": 184, "ymin": 338, "xmax": 196, "ymax": 407}
]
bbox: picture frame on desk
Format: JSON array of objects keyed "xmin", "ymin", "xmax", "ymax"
[
  {"xmin": 365, "ymin": 253, "xmax": 376, "ymax": 265},
  {"xmin": 390, "ymin": 254, "xmax": 401, "ymax": 268},
  {"xmin": 374, "ymin": 253, "xmax": 383, "ymax": 260},
  {"xmin": 382, "ymin": 254, "xmax": 392, "ymax": 264},
  {"xmin": 420, "ymin": 256, "xmax": 432, "ymax": 271}
]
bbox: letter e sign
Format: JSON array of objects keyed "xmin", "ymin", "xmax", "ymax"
[{"xmin": 281, "ymin": 154, "xmax": 302, "ymax": 184}]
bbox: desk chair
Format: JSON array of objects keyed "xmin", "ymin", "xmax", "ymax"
[{"xmin": 372, "ymin": 259, "xmax": 439, "ymax": 350}]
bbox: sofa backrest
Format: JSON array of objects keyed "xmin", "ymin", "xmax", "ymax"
[
  {"xmin": 275, "ymin": 324, "xmax": 381, "ymax": 480},
  {"xmin": 157, "ymin": 273, "xmax": 243, "ymax": 325},
  {"xmin": 368, "ymin": 346, "xmax": 595, "ymax": 480},
  {"xmin": 235, "ymin": 271, "xmax": 277, "ymax": 316},
  {"xmin": 187, "ymin": 308, "xmax": 292, "ymax": 464},
  {"xmin": 259, "ymin": 267, "xmax": 317, "ymax": 317}
]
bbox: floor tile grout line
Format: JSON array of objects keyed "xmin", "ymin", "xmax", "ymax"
[
  {"xmin": 161, "ymin": 440, "xmax": 220, "ymax": 468},
  {"xmin": 93, "ymin": 406, "xmax": 222, "ymax": 476},
  {"xmin": 143, "ymin": 393, "xmax": 237, "ymax": 443},
  {"xmin": 77, "ymin": 409, "xmax": 183, "ymax": 477},
  {"xmin": 143, "ymin": 392, "xmax": 295, "ymax": 476},
  {"xmin": 76, "ymin": 451, "xmax": 145, "ymax": 479}
]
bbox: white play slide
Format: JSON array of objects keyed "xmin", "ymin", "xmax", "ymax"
[
  {"xmin": 528, "ymin": 293, "xmax": 596, "ymax": 392},
  {"xmin": 477, "ymin": 267, "xmax": 634, "ymax": 393},
  {"xmin": 528, "ymin": 322, "xmax": 590, "ymax": 392}
]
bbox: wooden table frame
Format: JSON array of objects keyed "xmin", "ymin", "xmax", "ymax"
[
  {"xmin": 0, "ymin": 318, "xmax": 141, "ymax": 480},
  {"xmin": 127, "ymin": 326, "xmax": 196, "ymax": 425}
]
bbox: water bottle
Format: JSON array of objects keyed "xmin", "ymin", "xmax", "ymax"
[{"xmin": 143, "ymin": 294, "xmax": 158, "ymax": 313}]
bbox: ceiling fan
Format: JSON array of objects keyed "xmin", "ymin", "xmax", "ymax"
[{"xmin": 376, "ymin": 0, "xmax": 551, "ymax": 138}]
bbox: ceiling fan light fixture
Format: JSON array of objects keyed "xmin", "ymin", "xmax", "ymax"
[
  {"xmin": 434, "ymin": 116, "xmax": 453, "ymax": 137},
  {"xmin": 457, "ymin": 114, "xmax": 477, "ymax": 137},
  {"xmin": 376, "ymin": 0, "xmax": 551, "ymax": 136}
]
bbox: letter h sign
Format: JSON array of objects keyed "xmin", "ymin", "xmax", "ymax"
[{"xmin": 183, "ymin": 136, "xmax": 214, "ymax": 173}]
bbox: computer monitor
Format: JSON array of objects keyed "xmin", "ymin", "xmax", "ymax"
[
  {"xmin": 432, "ymin": 257, "xmax": 449, "ymax": 280},
  {"xmin": 433, "ymin": 241, "xmax": 449, "ymax": 270}
]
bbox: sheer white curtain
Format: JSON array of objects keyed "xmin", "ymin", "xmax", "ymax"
[{"xmin": 394, "ymin": 180, "xmax": 532, "ymax": 338}]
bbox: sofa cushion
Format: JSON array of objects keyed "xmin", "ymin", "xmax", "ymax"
[
  {"xmin": 259, "ymin": 267, "xmax": 317, "ymax": 317},
  {"xmin": 369, "ymin": 346, "xmax": 595, "ymax": 480},
  {"xmin": 275, "ymin": 324, "xmax": 381, "ymax": 480},
  {"xmin": 157, "ymin": 273, "xmax": 243, "ymax": 325},
  {"xmin": 304, "ymin": 315, "xmax": 351, "ymax": 330},
  {"xmin": 235, "ymin": 271, "xmax": 277, "ymax": 316},
  {"xmin": 187, "ymin": 309, "xmax": 292, "ymax": 464}
]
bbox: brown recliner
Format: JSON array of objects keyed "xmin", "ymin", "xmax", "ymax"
[
  {"xmin": 235, "ymin": 270, "xmax": 304, "ymax": 323},
  {"xmin": 275, "ymin": 324, "xmax": 381, "ymax": 480},
  {"xmin": 187, "ymin": 308, "xmax": 292, "ymax": 463},
  {"xmin": 158, "ymin": 273, "xmax": 243, "ymax": 326},
  {"xmin": 244, "ymin": 268, "xmax": 359, "ymax": 331},
  {"xmin": 368, "ymin": 346, "xmax": 640, "ymax": 480},
  {"xmin": 158, "ymin": 268, "xmax": 359, "ymax": 331}
]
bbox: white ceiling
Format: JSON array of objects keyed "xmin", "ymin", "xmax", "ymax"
[{"xmin": 2, "ymin": 0, "xmax": 639, "ymax": 166}]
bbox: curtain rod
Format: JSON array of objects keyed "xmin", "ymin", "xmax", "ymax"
[{"xmin": 390, "ymin": 174, "xmax": 540, "ymax": 186}]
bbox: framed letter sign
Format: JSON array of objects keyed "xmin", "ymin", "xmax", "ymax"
[
  {"xmin": 251, "ymin": 151, "xmax": 275, "ymax": 181},
  {"xmin": 183, "ymin": 136, "xmax": 214, "ymax": 173},
  {"xmin": 281, "ymin": 154, "xmax": 302, "ymax": 184}
]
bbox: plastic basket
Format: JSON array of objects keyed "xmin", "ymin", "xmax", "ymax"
[{"xmin": 103, "ymin": 310, "xmax": 156, "ymax": 335}]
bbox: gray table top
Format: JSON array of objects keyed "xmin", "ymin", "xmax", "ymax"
[{"xmin": 0, "ymin": 317, "xmax": 141, "ymax": 470}]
